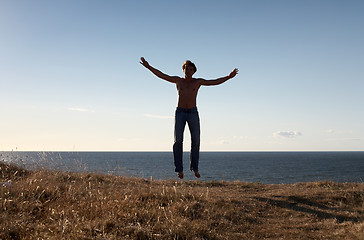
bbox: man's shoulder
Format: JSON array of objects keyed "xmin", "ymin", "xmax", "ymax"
[{"xmin": 194, "ymin": 78, "xmax": 206, "ymax": 85}]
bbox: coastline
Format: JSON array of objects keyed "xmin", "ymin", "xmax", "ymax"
[{"xmin": 1, "ymin": 161, "xmax": 363, "ymax": 239}]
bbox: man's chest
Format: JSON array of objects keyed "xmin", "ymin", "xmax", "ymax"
[{"xmin": 177, "ymin": 80, "xmax": 200, "ymax": 92}]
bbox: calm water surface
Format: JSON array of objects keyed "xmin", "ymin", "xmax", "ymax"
[{"xmin": 1, "ymin": 151, "xmax": 363, "ymax": 184}]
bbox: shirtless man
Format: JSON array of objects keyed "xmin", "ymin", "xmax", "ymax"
[{"xmin": 140, "ymin": 57, "xmax": 238, "ymax": 179}]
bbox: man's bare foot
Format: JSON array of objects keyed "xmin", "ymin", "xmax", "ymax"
[
  {"xmin": 178, "ymin": 172, "xmax": 184, "ymax": 179},
  {"xmin": 194, "ymin": 171, "xmax": 200, "ymax": 178}
]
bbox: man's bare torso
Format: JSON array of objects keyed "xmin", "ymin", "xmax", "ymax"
[{"xmin": 176, "ymin": 77, "xmax": 201, "ymax": 109}]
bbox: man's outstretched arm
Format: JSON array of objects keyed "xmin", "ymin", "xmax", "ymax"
[
  {"xmin": 200, "ymin": 68, "xmax": 239, "ymax": 86},
  {"xmin": 140, "ymin": 57, "xmax": 178, "ymax": 83}
]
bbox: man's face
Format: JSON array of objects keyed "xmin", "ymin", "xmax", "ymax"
[{"xmin": 184, "ymin": 65, "xmax": 195, "ymax": 77}]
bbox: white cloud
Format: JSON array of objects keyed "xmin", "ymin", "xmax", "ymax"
[
  {"xmin": 68, "ymin": 107, "xmax": 95, "ymax": 113},
  {"xmin": 348, "ymin": 138, "xmax": 362, "ymax": 141},
  {"xmin": 326, "ymin": 129, "xmax": 335, "ymax": 134},
  {"xmin": 326, "ymin": 129, "xmax": 353, "ymax": 134},
  {"xmin": 326, "ymin": 137, "xmax": 363, "ymax": 142},
  {"xmin": 218, "ymin": 139, "xmax": 230, "ymax": 145},
  {"xmin": 274, "ymin": 131, "xmax": 302, "ymax": 138},
  {"xmin": 144, "ymin": 113, "xmax": 173, "ymax": 119},
  {"xmin": 233, "ymin": 136, "xmax": 249, "ymax": 140}
]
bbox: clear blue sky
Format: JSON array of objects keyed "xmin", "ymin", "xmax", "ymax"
[{"xmin": 1, "ymin": 0, "xmax": 363, "ymax": 151}]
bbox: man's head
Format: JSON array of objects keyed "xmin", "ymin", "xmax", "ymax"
[{"xmin": 182, "ymin": 60, "xmax": 197, "ymax": 77}]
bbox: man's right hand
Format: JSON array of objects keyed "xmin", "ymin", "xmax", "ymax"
[
  {"xmin": 140, "ymin": 57, "xmax": 150, "ymax": 68},
  {"xmin": 139, "ymin": 57, "xmax": 177, "ymax": 83}
]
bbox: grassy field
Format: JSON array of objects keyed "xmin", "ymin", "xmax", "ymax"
[{"xmin": 1, "ymin": 161, "xmax": 363, "ymax": 239}]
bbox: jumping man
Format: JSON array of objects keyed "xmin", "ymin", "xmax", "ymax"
[{"xmin": 140, "ymin": 57, "xmax": 238, "ymax": 179}]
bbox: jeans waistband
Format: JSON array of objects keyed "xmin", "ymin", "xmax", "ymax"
[{"xmin": 176, "ymin": 107, "xmax": 198, "ymax": 113}]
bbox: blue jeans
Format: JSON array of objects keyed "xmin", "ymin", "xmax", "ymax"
[{"xmin": 173, "ymin": 107, "xmax": 200, "ymax": 172}]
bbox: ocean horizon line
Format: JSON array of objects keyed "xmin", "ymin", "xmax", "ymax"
[{"xmin": 2, "ymin": 150, "xmax": 364, "ymax": 153}]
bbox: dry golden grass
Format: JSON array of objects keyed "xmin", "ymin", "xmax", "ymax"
[{"xmin": 1, "ymin": 161, "xmax": 363, "ymax": 239}]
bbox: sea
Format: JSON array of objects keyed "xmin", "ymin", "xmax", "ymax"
[{"xmin": 1, "ymin": 151, "xmax": 363, "ymax": 184}]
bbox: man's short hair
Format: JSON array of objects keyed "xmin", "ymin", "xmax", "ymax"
[{"xmin": 182, "ymin": 60, "xmax": 197, "ymax": 73}]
